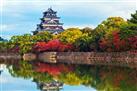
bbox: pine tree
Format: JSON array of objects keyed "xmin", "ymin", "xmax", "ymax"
[
  {"xmin": 128, "ymin": 10, "xmax": 137, "ymax": 24},
  {"xmin": 127, "ymin": 10, "xmax": 137, "ymax": 31}
]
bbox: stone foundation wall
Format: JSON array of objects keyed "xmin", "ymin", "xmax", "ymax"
[
  {"xmin": 1, "ymin": 52, "xmax": 136, "ymax": 68},
  {"xmin": 23, "ymin": 52, "xmax": 137, "ymax": 68},
  {"xmin": 56, "ymin": 52, "xmax": 137, "ymax": 68}
]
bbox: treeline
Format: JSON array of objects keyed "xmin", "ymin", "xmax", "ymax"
[{"xmin": 0, "ymin": 11, "xmax": 137, "ymax": 54}]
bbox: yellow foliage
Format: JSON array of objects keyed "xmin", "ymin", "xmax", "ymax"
[{"xmin": 57, "ymin": 28, "xmax": 83, "ymax": 43}]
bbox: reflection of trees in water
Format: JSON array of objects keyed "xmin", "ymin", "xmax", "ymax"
[
  {"xmin": 5, "ymin": 60, "xmax": 137, "ymax": 91},
  {"xmin": 96, "ymin": 67, "xmax": 137, "ymax": 91}
]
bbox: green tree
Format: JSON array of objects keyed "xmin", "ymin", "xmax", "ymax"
[
  {"xmin": 128, "ymin": 10, "xmax": 137, "ymax": 24},
  {"xmin": 32, "ymin": 31, "xmax": 53, "ymax": 42},
  {"xmin": 120, "ymin": 11, "xmax": 137, "ymax": 39},
  {"xmin": 95, "ymin": 17, "xmax": 127, "ymax": 39},
  {"xmin": 9, "ymin": 32, "xmax": 53, "ymax": 54},
  {"xmin": 9, "ymin": 34, "xmax": 34, "ymax": 54},
  {"xmin": 81, "ymin": 27, "xmax": 93, "ymax": 34},
  {"xmin": 74, "ymin": 33, "xmax": 93, "ymax": 51}
]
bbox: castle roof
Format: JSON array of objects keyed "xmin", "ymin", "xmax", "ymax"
[
  {"xmin": 33, "ymin": 7, "xmax": 64, "ymax": 35},
  {"xmin": 43, "ymin": 8, "xmax": 57, "ymax": 14}
]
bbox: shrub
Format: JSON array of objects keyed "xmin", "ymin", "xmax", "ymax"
[{"xmin": 33, "ymin": 39, "xmax": 73, "ymax": 52}]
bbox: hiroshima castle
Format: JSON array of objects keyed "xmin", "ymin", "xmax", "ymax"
[{"xmin": 33, "ymin": 7, "xmax": 64, "ymax": 34}]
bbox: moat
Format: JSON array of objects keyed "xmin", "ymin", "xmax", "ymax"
[{"xmin": 0, "ymin": 59, "xmax": 137, "ymax": 91}]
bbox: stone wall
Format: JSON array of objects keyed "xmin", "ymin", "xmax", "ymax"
[
  {"xmin": 56, "ymin": 52, "xmax": 137, "ymax": 68},
  {"xmin": 23, "ymin": 52, "xmax": 137, "ymax": 68},
  {"xmin": 0, "ymin": 53, "xmax": 21, "ymax": 64}
]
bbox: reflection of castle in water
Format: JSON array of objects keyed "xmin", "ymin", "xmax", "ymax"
[{"xmin": 34, "ymin": 80, "xmax": 63, "ymax": 91}]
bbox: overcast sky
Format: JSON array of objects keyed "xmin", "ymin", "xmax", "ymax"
[{"xmin": 0, "ymin": 0, "xmax": 137, "ymax": 39}]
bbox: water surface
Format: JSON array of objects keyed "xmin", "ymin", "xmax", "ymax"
[{"xmin": 0, "ymin": 60, "xmax": 137, "ymax": 91}]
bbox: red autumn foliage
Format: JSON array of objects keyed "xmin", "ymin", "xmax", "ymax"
[
  {"xmin": 112, "ymin": 31, "xmax": 126, "ymax": 51},
  {"xmin": 128, "ymin": 36, "xmax": 137, "ymax": 50},
  {"xmin": 34, "ymin": 62, "xmax": 74, "ymax": 76},
  {"xmin": 99, "ymin": 31, "xmax": 127, "ymax": 52},
  {"xmin": 33, "ymin": 39, "xmax": 73, "ymax": 52}
]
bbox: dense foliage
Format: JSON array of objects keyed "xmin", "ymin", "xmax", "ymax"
[
  {"xmin": 4, "ymin": 32, "xmax": 53, "ymax": 54},
  {"xmin": 33, "ymin": 39, "xmax": 73, "ymax": 52},
  {"xmin": 1, "ymin": 11, "xmax": 137, "ymax": 53},
  {"xmin": 95, "ymin": 13, "xmax": 137, "ymax": 52},
  {"xmin": 55, "ymin": 28, "xmax": 83, "ymax": 44}
]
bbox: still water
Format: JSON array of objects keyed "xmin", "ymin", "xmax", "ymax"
[{"xmin": 0, "ymin": 60, "xmax": 137, "ymax": 91}]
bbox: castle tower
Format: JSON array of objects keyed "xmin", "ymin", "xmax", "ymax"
[{"xmin": 33, "ymin": 8, "xmax": 64, "ymax": 35}]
